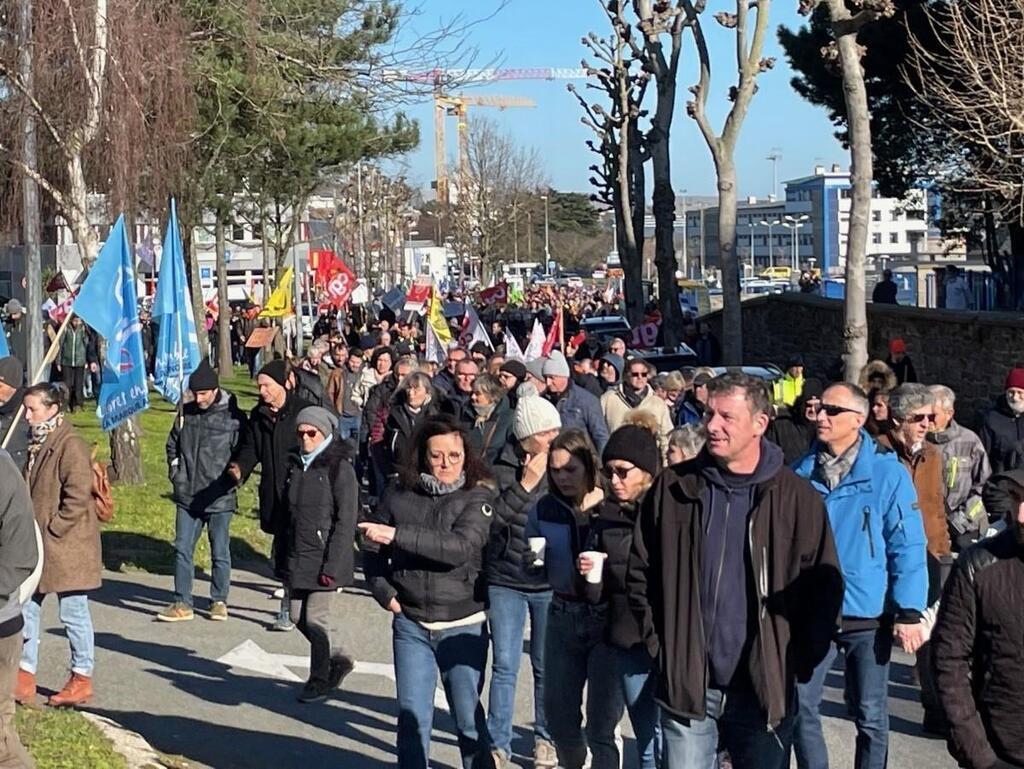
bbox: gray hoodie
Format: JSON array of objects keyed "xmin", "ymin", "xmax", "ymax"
[{"xmin": 0, "ymin": 449, "xmax": 40, "ymax": 637}]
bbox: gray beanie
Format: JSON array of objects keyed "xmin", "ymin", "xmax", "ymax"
[
  {"xmin": 296, "ymin": 406, "xmax": 336, "ymax": 439},
  {"xmin": 513, "ymin": 383, "xmax": 562, "ymax": 440},
  {"xmin": 542, "ymin": 350, "xmax": 570, "ymax": 378},
  {"xmin": 524, "ymin": 357, "xmax": 547, "ymax": 382}
]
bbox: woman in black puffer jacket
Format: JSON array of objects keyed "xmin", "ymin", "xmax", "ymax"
[
  {"xmin": 382, "ymin": 372, "xmax": 438, "ymax": 479},
  {"xmin": 359, "ymin": 414, "xmax": 496, "ymax": 769},
  {"xmin": 284, "ymin": 406, "xmax": 358, "ymax": 704}
]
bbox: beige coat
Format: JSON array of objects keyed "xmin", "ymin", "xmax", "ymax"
[
  {"xmin": 600, "ymin": 385, "xmax": 674, "ymax": 459},
  {"xmin": 25, "ymin": 419, "xmax": 102, "ymax": 594}
]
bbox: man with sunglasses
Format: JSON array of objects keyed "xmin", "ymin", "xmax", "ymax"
[
  {"xmin": 600, "ymin": 358, "xmax": 673, "ymax": 457},
  {"xmin": 792, "ymin": 382, "xmax": 928, "ymax": 769}
]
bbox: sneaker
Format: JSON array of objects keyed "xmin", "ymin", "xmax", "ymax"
[
  {"xmin": 270, "ymin": 611, "xmax": 295, "ymax": 632},
  {"xmin": 156, "ymin": 602, "xmax": 194, "ymax": 622},
  {"xmin": 533, "ymin": 738, "xmax": 558, "ymax": 769},
  {"xmin": 297, "ymin": 680, "xmax": 330, "ymax": 703},
  {"xmin": 208, "ymin": 602, "xmax": 228, "ymax": 621},
  {"xmin": 327, "ymin": 655, "xmax": 355, "ymax": 689}
]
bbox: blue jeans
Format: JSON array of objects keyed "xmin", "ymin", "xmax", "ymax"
[
  {"xmin": 174, "ymin": 507, "xmax": 232, "ymax": 608},
  {"xmin": 794, "ymin": 627, "xmax": 892, "ymax": 769},
  {"xmin": 21, "ymin": 592, "xmax": 95, "ymax": 676},
  {"xmin": 661, "ymin": 687, "xmax": 794, "ymax": 769},
  {"xmin": 543, "ymin": 598, "xmax": 624, "ymax": 769},
  {"xmin": 392, "ymin": 612, "xmax": 490, "ymax": 769},
  {"xmin": 486, "ymin": 586, "xmax": 552, "ymax": 756},
  {"xmin": 619, "ymin": 645, "xmax": 662, "ymax": 769},
  {"xmin": 338, "ymin": 415, "xmax": 360, "ymax": 442}
]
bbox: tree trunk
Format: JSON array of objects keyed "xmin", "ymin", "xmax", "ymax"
[
  {"xmin": 651, "ymin": 175, "xmax": 682, "ymax": 346},
  {"xmin": 833, "ymin": 22, "xmax": 871, "ymax": 382},
  {"xmin": 717, "ymin": 156, "xmax": 742, "ymax": 364},
  {"xmin": 214, "ymin": 216, "xmax": 232, "ymax": 374},
  {"xmin": 183, "ymin": 222, "xmax": 209, "ymax": 358},
  {"xmin": 109, "ymin": 415, "xmax": 144, "ymax": 485}
]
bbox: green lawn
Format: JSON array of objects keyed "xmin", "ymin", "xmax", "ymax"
[
  {"xmin": 16, "ymin": 707, "xmax": 127, "ymax": 769},
  {"xmin": 69, "ymin": 366, "xmax": 272, "ymax": 575}
]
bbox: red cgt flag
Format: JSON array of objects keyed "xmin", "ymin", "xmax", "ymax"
[
  {"xmin": 479, "ymin": 282, "xmax": 509, "ymax": 306},
  {"xmin": 542, "ymin": 305, "xmax": 562, "ymax": 356},
  {"xmin": 325, "ymin": 260, "xmax": 357, "ymax": 308}
]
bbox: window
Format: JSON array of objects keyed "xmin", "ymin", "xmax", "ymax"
[
  {"xmin": 840, "ymin": 188, "xmax": 852, "ymax": 199},
  {"xmin": 871, "ymin": 211, "xmax": 882, "ymax": 222},
  {"xmin": 890, "ymin": 232, "xmax": 900, "ymax": 244},
  {"xmin": 252, "ymin": 222, "xmax": 263, "ymax": 240},
  {"xmin": 0, "ymin": 271, "xmax": 11, "ymax": 299},
  {"xmin": 232, "ymin": 224, "xmax": 246, "ymax": 241},
  {"xmin": 872, "ymin": 233, "xmax": 882, "ymax": 244},
  {"xmin": 907, "ymin": 210, "xmax": 925, "ymax": 221},
  {"xmin": 890, "ymin": 210, "xmax": 900, "ymax": 222}
]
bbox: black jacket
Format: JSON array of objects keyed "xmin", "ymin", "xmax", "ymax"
[
  {"xmin": 468, "ymin": 397, "xmax": 514, "ymax": 466},
  {"xmin": 627, "ymin": 452, "xmax": 843, "ymax": 727},
  {"xmin": 382, "ymin": 400, "xmax": 438, "ymax": 478},
  {"xmin": 982, "ymin": 468, "xmax": 1023, "ymax": 525},
  {"xmin": 166, "ymin": 390, "xmax": 247, "ymax": 514},
  {"xmin": 583, "ymin": 497, "xmax": 645, "ymax": 650},
  {"xmin": 872, "ymin": 279, "xmax": 898, "ymax": 304},
  {"xmin": 885, "ymin": 355, "xmax": 917, "ymax": 385},
  {"xmin": 0, "ymin": 390, "xmax": 29, "ymax": 472},
  {"xmin": 765, "ymin": 412, "xmax": 816, "ymax": 466},
  {"xmin": 284, "ymin": 440, "xmax": 358, "ymax": 591},
  {"xmin": 441, "ymin": 388, "xmax": 475, "ymax": 430},
  {"xmin": 361, "ymin": 374, "xmax": 399, "ymax": 446},
  {"xmin": 485, "ymin": 441, "xmax": 550, "ymax": 591},
  {"xmin": 980, "ymin": 395, "xmax": 1024, "ymax": 475},
  {"xmin": 364, "ymin": 479, "xmax": 495, "ymax": 624},
  {"xmin": 573, "ymin": 371, "xmax": 604, "ymax": 398},
  {"xmin": 293, "ymin": 367, "xmax": 335, "ymax": 414},
  {"xmin": 233, "ymin": 392, "xmax": 315, "ymax": 535},
  {"xmin": 932, "ymin": 528, "xmax": 1024, "ymax": 769}
]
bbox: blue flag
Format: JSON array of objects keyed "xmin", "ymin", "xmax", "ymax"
[
  {"xmin": 0, "ymin": 326, "xmax": 9, "ymax": 358},
  {"xmin": 73, "ymin": 215, "xmax": 149, "ymax": 431},
  {"xmin": 152, "ymin": 198, "xmax": 200, "ymax": 403}
]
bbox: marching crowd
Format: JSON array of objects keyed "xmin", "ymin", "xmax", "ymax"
[{"xmin": 1, "ymin": 287, "xmax": 1024, "ymax": 769}]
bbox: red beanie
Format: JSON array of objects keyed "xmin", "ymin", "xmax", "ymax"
[
  {"xmin": 889, "ymin": 338, "xmax": 906, "ymax": 355},
  {"xmin": 1005, "ymin": 368, "xmax": 1024, "ymax": 391}
]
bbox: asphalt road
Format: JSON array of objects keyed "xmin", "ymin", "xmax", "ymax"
[{"xmin": 29, "ymin": 565, "xmax": 958, "ymax": 769}]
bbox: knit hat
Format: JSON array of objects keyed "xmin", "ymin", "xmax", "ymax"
[
  {"xmin": 786, "ymin": 353, "xmax": 805, "ymax": 369},
  {"xmin": 602, "ymin": 425, "xmax": 661, "ymax": 477},
  {"xmin": 600, "ymin": 353, "xmax": 624, "ymax": 380},
  {"xmin": 470, "ymin": 341, "xmax": 491, "ymax": 356},
  {"xmin": 889, "ymin": 337, "xmax": 907, "ymax": 355},
  {"xmin": 1005, "ymin": 368, "xmax": 1024, "ymax": 391},
  {"xmin": 500, "ymin": 360, "xmax": 527, "ymax": 382},
  {"xmin": 296, "ymin": 406, "xmax": 336, "ymax": 439},
  {"xmin": 188, "ymin": 358, "xmax": 219, "ymax": 392},
  {"xmin": 0, "ymin": 356, "xmax": 22, "ymax": 389},
  {"xmin": 542, "ymin": 350, "xmax": 570, "ymax": 378},
  {"xmin": 513, "ymin": 382, "xmax": 562, "ymax": 440},
  {"xmin": 258, "ymin": 359, "xmax": 289, "ymax": 387},
  {"xmin": 525, "ymin": 357, "xmax": 547, "ymax": 382}
]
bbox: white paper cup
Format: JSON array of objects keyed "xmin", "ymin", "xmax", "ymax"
[
  {"xmin": 580, "ymin": 551, "xmax": 608, "ymax": 584},
  {"xmin": 528, "ymin": 537, "xmax": 547, "ymax": 566}
]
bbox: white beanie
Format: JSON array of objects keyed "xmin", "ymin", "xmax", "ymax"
[
  {"xmin": 513, "ymin": 382, "xmax": 562, "ymax": 440},
  {"xmin": 542, "ymin": 350, "xmax": 570, "ymax": 378}
]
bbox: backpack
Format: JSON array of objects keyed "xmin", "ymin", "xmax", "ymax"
[{"xmin": 90, "ymin": 444, "xmax": 115, "ymax": 523}]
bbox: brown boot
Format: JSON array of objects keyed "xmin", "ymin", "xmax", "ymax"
[
  {"xmin": 14, "ymin": 669, "xmax": 35, "ymax": 704},
  {"xmin": 47, "ymin": 673, "xmax": 93, "ymax": 707}
]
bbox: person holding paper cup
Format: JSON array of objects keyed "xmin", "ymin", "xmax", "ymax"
[
  {"xmin": 525, "ymin": 429, "xmax": 623, "ymax": 769},
  {"xmin": 577, "ymin": 424, "xmax": 663, "ymax": 769}
]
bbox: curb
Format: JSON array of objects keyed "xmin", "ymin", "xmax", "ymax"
[{"xmin": 81, "ymin": 712, "xmax": 192, "ymax": 769}]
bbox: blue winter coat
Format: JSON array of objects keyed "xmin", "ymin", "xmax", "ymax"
[
  {"xmin": 553, "ymin": 384, "xmax": 609, "ymax": 453},
  {"xmin": 793, "ymin": 430, "xmax": 928, "ymax": 619}
]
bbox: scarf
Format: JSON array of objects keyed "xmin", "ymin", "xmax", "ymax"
[
  {"xmin": 27, "ymin": 413, "xmax": 63, "ymax": 474},
  {"xmin": 621, "ymin": 383, "xmax": 648, "ymax": 409},
  {"xmin": 300, "ymin": 435, "xmax": 333, "ymax": 470},
  {"xmin": 418, "ymin": 472, "xmax": 466, "ymax": 496},
  {"xmin": 473, "ymin": 401, "xmax": 497, "ymax": 422},
  {"xmin": 813, "ymin": 435, "xmax": 861, "ymax": 491}
]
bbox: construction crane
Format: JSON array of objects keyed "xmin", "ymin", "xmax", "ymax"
[{"xmin": 435, "ymin": 94, "xmax": 536, "ymax": 205}]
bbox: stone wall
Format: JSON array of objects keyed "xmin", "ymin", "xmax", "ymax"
[{"xmin": 702, "ymin": 293, "xmax": 1024, "ymax": 427}]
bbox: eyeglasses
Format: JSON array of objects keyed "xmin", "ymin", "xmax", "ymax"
[
  {"xmin": 601, "ymin": 464, "xmax": 636, "ymax": 480},
  {"xmin": 297, "ymin": 429, "xmax": 319, "ymax": 438},
  {"xmin": 906, "ymin": 412, "xmax": 937, "ymax": 424},
  {"xmin": 628, "ymin": 371, "xmax": 649, "ymax": 379},
  {"xmin": 428, "ymin": 450, "xmax": 464, "ymax": 464},
  {"xmin": 815, "ymin": 403, "xmax": 862, "ymax": 418},
  {"xmin": 457, "ymin": 373, "xmax": 477, "ymax": 380}
]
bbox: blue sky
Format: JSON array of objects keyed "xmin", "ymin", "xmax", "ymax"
[{"xmin": 389, "ymin": 1, "xmax": 847, "ymax": 199}]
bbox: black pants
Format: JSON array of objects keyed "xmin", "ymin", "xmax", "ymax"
[{"xmin": 62, "ymin": 365, "xmax": 85, "ymax": 411}]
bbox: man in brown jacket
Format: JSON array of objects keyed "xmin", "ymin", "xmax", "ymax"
[{"xmin": 627, "ymin": 373, "xmax": 843, "ymax": 769}]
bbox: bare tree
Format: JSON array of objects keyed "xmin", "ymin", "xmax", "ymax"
[
  {"xmin": 684, "ymin": 0, "xmax": 775, "ymax": 364},
  {"xmin": 798, "ymin": 0, "xmax": 895, "ymax": 380}
]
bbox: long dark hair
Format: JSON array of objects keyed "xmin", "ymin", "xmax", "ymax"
[
  {"xmin": 547, "ymin": 428, "xmax": 601, "ymax": 506},
  {"xmin": 399, "ymin": 413, "xmax": 492, "ymax": 490}
]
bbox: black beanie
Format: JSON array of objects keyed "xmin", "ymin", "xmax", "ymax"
[
  {"xmin": 602, "ymin": 425, "xmax": 661, "ymax": 477},
  {"xmin": 188, "ymin": 358, "xmax": 219, "ymax": 392},
  {"xmin": 258, "ymin": 359, "xmax": 289, "ymax": 387},
  {"xmin": 500, "ymin": 360, "xmax": 527, "ymax": 382}
]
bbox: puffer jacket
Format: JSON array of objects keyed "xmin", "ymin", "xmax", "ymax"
[
  {"xmin": 979, "ymin": 395, "xmax": 1024, "ymax": 475},
  {"xmin": 363, "ymin": 478, "xmax": 496, "ymax": 624},
  {"xmin": 857, "ymin": 360, "xmax": 897, "ymax": 392},
  {"xmin": 932, "ymin": 528, "xmax": 1024, "ymax": 769},
  {"xmin": 982, "ymin": 468, "xmax": 1024, "ymax": 524},
  {"xmin": 292, "ymin": 367, "xmax": 335, "ymax": 414},
  {"xmin": 382, "ymin": 400, "xmax": 438, "ymax": 478},
  {"xmin": 793, "ymin": 431, "xmax": 928, "ymax": 620},
  {"xmin": 283, "ymin": 440, "xmax": 358, "ymax": 591},
  {"xmin": 485, "ymin": 441, "xmax": 550, "ymax": 591},
  {"xmin": 927, "ymin": 420, "xmax": 991, "ymax": 544},
  {"xmin": 361, "ymin": 373, "xmax": 399, "ymax": 446},
  {"xmin": 166, "ymin": 389, "xmax": 247, "ymax": 514}
]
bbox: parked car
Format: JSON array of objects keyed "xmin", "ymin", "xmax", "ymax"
[
  {"xmin": 710, "ymin": 364, "xmax": 784, "ymax": 384},
  {"xmin": 580, "ymin": 315, "xmax": 632, "ymax": 341},
  {"xmin": 633, "ymin": 345, "xmax": 699, "ymax": 373}
]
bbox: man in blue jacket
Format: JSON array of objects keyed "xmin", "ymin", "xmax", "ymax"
[
  {"xmin": 792, "ymin": 382, "xmax": 928, "ymax": 769},
  {"xmin": 542, "ymin": 351, "xmax": 609, "ymax": 453}
]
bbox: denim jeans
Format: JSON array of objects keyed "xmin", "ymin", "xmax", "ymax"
[
  {"xmin": 173, "ymin": 507, "xmax": 232, "ymax": 608},
  {"xmin": 486, "ymin": 586, "xmax": 552, "ymax": 756},
  {"xmin": 21, "ymin": 592, "xmax": 95, "ymax": 676},
  {"xmin": 661, "ymin": 687, "xmax": 794, "ymax": 769},
  {"xmin": 794, "ymin": 627, "xmax": 892, "ymax": 769},
  {"xmin": 619, "ymin": 644, "xmax": 662, "ymax": 769},
  {"xmin": 392, "ymin": 612, "xmax": 490, "ymax": 769},
  {"xmin": 543, "ymin": 598, "xmax": 624, "ymax": 769},
  {"xmin": 338, "ymin": 415, "xmax": 360, "ymax": 442}
]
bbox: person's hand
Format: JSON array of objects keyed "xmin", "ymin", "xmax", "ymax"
[
  {"xmin": 357, "ymin": 522, "xmax": 396, "ymax": 546},
  {"xmin": 520, "ymin": 451, "xmax": 548, "ymax": 492},
  {"xmin": 55, "ymin": 363, "xmax": 61, "ymax": 373},
  {"xmin": 318, "ymin": 574, "xmax": 335, "ymax": 588},
  {"xmin": 894, "ymin": 622, "xmax": 927, "ymax": 654},
  {"xmin": 387, "ymin": 597, "xmax": 402, "ymax": 614},
  {"xmin": 89, "ymin": 362, "xmax": 98, "ymax": 373},
  {"xmin": 227, "ymin": 463, "xmax": 242, "ymax": 483},
  {"xmin": 578, "ymin": 554, "xmax": 595, "ymax": 576}
]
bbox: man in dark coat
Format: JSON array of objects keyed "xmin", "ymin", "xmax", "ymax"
[
  {"xmin": 230, "ymin": 359, "xmax": 314, "ymax": 631},
  {"xmin": 0, "ymin": 356, "xmax": 29, "ymax": 470},
  {"xmin": 160, "ymin": 359, "xmax": 247, "ymax": 622},
  {"xmin": 979, "ymin": 367, "xmax": 1024, "ymax": 474},
  {"xmin": 871, "ymin": 269, "xmax": 899, "ymax": 304}
]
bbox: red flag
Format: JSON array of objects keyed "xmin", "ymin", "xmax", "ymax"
[
  {"xmin": 542, "ymin": 306, "xmax": 562, "ymax": 356},
  {"xmin": 479, "ymin": 282, "xmax": 509, "ymax": 306},
  {"xmin": 45, "ymin": 271, "xmax": 70, "ymax": 293},
  {"xmin": 325, "ymin": 260, "xmax": 357, "ymax": 308}
]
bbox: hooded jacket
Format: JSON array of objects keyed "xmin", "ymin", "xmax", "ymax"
[
  {"xmin": 166, "ymin": 389, "xmax": 247, "ymax": 514},
  {"xmin": 927, "ymin": 420, "xmax": 991, "ymax": 543},
  {"xmin": 626, "ymin": 447, "xmax": 843, "ymax": 727},
  {"xmin": 979, "ymin": 394, "xmax": 1024, "ymax": 475},
  {"xmin": 857, "ymin": 360, "xmax": 898, "ymax": 393}
]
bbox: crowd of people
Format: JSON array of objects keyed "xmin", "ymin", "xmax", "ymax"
[{"xmin": 1, "ymin": 284, "xmax": 1023, "ymax": 769}]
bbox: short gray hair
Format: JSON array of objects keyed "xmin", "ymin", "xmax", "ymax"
[
  {"xmin": 824, "ymin": 382, "xmax": 869, "ymax": 415},
  {"xmin": 472, "ymin": 373, "xmax": 505, "ymax": 402},
  {"xmin": 395, "ymin": 355, "xmax": 420, "ymax": 374},
  {"xmin": 668, "ymin": 424, "xmax": 706, "ymax": 458},
  {"xmin": 706, "ymin": 372, "xmax": 772, "ymax": 416},
  {"xmin": 888, "ymin": 383, "xmax": 934, "ymax": 421},
  {"xmin": 929, "ymin": 384, "xmax": 955, "ymax": 411}
]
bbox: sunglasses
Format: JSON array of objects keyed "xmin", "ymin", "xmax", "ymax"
[
  {"xmin": 628, "ymin": 371, "xmax": 649, "ymax": 379},
  {"xmin": 297, "ymin": 429, "xmax": 319, "ymax": 438},
  {"xmin": 601, "ymin": 464, "xmax": 636, "ymax": 480},
  {"xmin": 815, "ymin": 403, "xmax": 862, "ymax": 418},
  {"xmin": 906, "ymin": 412, "xmax": 937, "ymax": 424}
]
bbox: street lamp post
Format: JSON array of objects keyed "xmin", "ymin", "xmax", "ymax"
[
  {"xmin": 541, "ymin": 193, "xmax": 550, "ymax": 272},
  {"xmin": 747, "ymin": 222, "xmax": 756, "ymax": 276},
  {"xmin": 783, "ymin": 214, "xmax": 810, "ymax": 271},
  {"xmin": 680, "ymin": 189, "xmax": 688, "ymax": 278},
  {"xmin": 759, "ymin": 219, "xmax": 781, "ymax": 269}
]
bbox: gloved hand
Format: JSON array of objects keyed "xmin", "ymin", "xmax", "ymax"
[{"xmin": 318, "ymin": 573, "xmax": 335, "ymax": 588}]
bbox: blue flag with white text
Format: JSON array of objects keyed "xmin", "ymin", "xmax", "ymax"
[
  {"xmin": 153, "ymin": 198, "xmax": 200, "ymax": 403},
  {"xmin": 73, "ymin": 215, "xmax": 149, "ymax": 430}
]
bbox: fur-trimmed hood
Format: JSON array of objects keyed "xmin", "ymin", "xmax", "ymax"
[{"xmin": 858, "ymin": 359, "xmax": 897, "ymax": 392}]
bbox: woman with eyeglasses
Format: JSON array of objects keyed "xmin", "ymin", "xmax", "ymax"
[
  {"xmin": 577, "ymin": 425, "xmax": 663, "ymax": 769},
  {"xmin": 358, "ymin": 414, "xmax": 496, "ymax": 769},
  {"xmin": 525, "ymin": 429, "xmax": 624, "ymax": 769}
]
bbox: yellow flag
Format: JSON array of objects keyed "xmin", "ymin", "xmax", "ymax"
[
  {"xmin": 258, "ymin": 267, "xmax": 294, "ymax": 318},
  {"xmin": 427, "ymin": 288, "xmax": 452, "ymax": 344}
]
